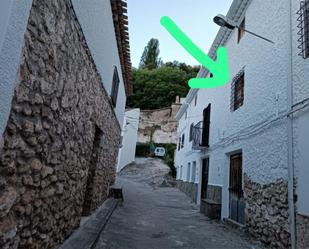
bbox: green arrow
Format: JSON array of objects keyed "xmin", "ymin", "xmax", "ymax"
[{"xmin": 160, "ymin": 16, "xmax": 230, "ymax": 88}]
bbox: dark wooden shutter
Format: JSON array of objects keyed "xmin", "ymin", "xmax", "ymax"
[
  {"xmin": 238, "ymin": 18, "xmax": 245, "ymax": 43},
  {"xmin": 202, "ymin": 104, "xmax": 211, "ymax": 147},
  {"xmin": 111, "ymin": 66, "xmax": 120, "ymax": 107}
]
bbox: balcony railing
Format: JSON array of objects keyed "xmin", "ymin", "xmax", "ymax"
[{"xmin": 192, "ymin": 121, "xmax": 209, "ymax": 150}]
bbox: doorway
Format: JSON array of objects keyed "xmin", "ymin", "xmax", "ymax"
[
  {"xmin": 82, "ymin": 126, "xmax": 103, "ymax": 216},
  {"xmin": 229, "ymin": 153, "xmax": 245, "ymax": 224},
  {"xmin": 201, "ymin": 158, "xmax": 209, "ymax": 201}
]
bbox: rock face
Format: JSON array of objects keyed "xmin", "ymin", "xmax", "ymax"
[
  {"xmin": 244, "ymin": 176, "xmax": 290, "ymax": 248},
  {"xmin": 138, "ymin": 104, "xmax": 181, "ymax": 144},
  {"xmin": 0, "ymin": 0, "xmax": 121, "ymax": 248},
  {"xmin": 297, "ymin": 214, "xmax": 309, "ymax": 249}
]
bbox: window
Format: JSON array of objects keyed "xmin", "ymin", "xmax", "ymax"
[
  {"xmin": 111, "ymin": 66, "xmax": 120, "ymax": 107},
  {"xmin": 185, "ymin": 111, "xmax": 187, "ymax": 120},
  {"xmin": 194, "ymin": 95, "xmax": 198, "ymax": 106},
  {"xmin": 178, "ymin": 137, "xmax": 181, "ymax": 151},
  {"xmin": 297, "ymin": 1, "xmax": 309, "ymax": 58},
  {"xmin": 238, "ymin": 18, "xmax": 245, "ymax": 43},
  {"xmin": 191, "ymin": 161, "xmax": 196, "ymax": 182},
  {"xmin": 180, "ymin": 165, "xmax": 183, "ymax": 179},
  {"xmin": 181, "ymin": 134, "xmax": 185, "ymax": 149},
  {"xmin": 189, "ymin": 123, "xmax": 194, "ymax": 141},
  {"xmin": 187, "ymin": 163, "xmax": 191, "ymax": 181},
  {"xmin": 231, "ymin": 71, "xmax": 245, "ymax": 111}
]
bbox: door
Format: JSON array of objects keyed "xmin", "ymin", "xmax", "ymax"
[
  {"xmin": 229, "ymin": 153, "xmax": 245, "ymax": 224},
  {"xmin": 202, "ymin": 104, "xmax": 211, "ymax": 146},
  {"xmin": 82, "ymin": 126, "xmax": 102, "ymax": 216},
  {"xmin": 201, "ymin": 158, "xmax": 209, "ymax": 200}
]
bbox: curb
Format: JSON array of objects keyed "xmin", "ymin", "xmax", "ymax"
[{"xmin": 59, "ymin": 198, "xmax": 120, "ymax": 249}]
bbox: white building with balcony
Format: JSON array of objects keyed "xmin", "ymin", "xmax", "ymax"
[{"xmin": 175, "ymin": 0, "xmax": 309, "ymax": 248}]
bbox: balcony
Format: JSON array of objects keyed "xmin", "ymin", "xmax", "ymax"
[{"xmin": 192, "ymin": 121, "xmax": 209, "ymax": 150}]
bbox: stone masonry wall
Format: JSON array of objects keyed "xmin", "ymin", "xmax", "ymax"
[
  {"xmin": 297, "ymin": 213, "xmax": 309, "ymax": 249},
  {"xmin": 0, "ymin": 1, "xmax": 120, "ymax": 248},
  {"xmin": 244, "ymin": 176, "xmax": 290, "ymax": 248}
]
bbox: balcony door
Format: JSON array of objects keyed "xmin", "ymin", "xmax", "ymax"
[{"xmin": 202, "ymin": 104, "xmax": 211, "ymax": 147}]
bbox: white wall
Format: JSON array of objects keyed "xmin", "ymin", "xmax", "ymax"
[
  {"xmin": 117, "ymin": 109, "xmax": 140, "ymax": 172},
  {"xmin": 291, "ymin": 0, "xmax": 309, "ymax": 216},
  {"xmin": 0, "ymin": 0, "xmax": 33, "ymax": 144},
  {"xmin": 175, "ymin": 0, "xmax": 291, "ymax": 219},
  {"xmin": 71, "ymin": 0, "xmax": 127, "ymax": 126}
]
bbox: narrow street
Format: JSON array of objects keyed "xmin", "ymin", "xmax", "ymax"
[{"xmin": 94, "ymin": 158, "xmax": 264, "ymax": 249}]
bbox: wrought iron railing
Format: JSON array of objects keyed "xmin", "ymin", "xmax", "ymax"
[
  {"xmin": 192, "ymin": 121, "xmax": 209, "ymax": 149},
  {"xmin": 297, "ymin": 0, "xmax": 309, "ymax": 58}
]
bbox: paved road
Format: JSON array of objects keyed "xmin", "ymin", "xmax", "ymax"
[{"xmin": 95, "ymin": 158, "xmax": 264, "ymax": 249}]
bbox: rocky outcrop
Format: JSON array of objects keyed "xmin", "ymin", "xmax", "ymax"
[
  {"xmin": 0, "ymin": 0, "xmax": 120, "ymax": 248},
  {"xmin": 244, "ymin": 176, "xmax": 290, "ymax": 248},
  {"xmin": 138, "ymin": 104, "xmax": 181, "ymax": 144}
]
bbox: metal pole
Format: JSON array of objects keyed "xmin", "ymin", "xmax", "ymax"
[
  {"xmin": 287, "ymin": 0, "xmax": 296, "ymax": 247},
  {"xmin": 243, "ymin": 29, "xmax": 275, "ymax": 44}
]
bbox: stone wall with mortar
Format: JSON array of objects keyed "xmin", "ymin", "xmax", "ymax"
[
  {"xmin": 296, "ymin": 214, "xmax": 309, "ymax": 249},
  {"xmin": 0, "ymin": 0, "xmax": 120, "ymax": 248},
  {"xmin": 244, "ymin": 176, "xmax": 290, "ymax": 249}
]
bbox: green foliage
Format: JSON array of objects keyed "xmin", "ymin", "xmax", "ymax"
[
  {"xmin": 139, "ymin": 38, "xmax": 162, "ymax": 70},
  {"xmin": 135, "ymin": 143, "xmax": 150, "ymax": 157},
  {"xmin": 127, "ymin": 63, "xmax": 199, "ymax": 109},
  {"xmin": 161, "ymin": 143, "xmax": 177, "ymax": 178}
]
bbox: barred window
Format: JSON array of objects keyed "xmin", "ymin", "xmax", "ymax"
[
  {"xmin": 111, "ymin": 66, "xmax": 120, "ymax": 107},
  {"xmin": 231, "ymin": 71, "xmax": 245, "ymax": 111},
  {"xmin": 297, "ymin": 0, "xmax": 309, "ymax": 58}
]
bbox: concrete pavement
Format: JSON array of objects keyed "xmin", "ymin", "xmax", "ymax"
[{"xmin": 94, "ymin": 158, "xmax": 264, "ymax": 249}]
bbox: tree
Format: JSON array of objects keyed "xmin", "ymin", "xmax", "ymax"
[
  {"xmin": 127, "ymin": 63, "xmax": 199, "ymax": 109},
  {"xmin": 139, "ymin": 38, "xmax": 162, "ymax": 70}
]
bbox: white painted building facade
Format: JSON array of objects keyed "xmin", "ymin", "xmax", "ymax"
[
  {"xmin": 117, "ymin": 108, "xmax": 140, "ymax": 172},
  {"xmin": 175, "ymin": 0, "xmax": 309, "ymax": 248}
]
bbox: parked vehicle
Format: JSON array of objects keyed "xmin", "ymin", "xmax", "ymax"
[{"xmin": 154, "ymin": 147, "xmax": 166, "ymax": 157}]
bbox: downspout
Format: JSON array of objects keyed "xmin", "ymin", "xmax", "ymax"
[{"xmin": 287, "ymin": 0, "xmax": 296, "ymax": 248}]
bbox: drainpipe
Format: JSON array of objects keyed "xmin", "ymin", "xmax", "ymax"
[{"xmin": 287, "ymin": 0, "xmax": 296, "ymax": 248}]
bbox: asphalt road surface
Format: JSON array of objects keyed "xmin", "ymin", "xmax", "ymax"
[{"xmin": 94, "ymin": 158, "xmax": 264, "ymax": 249}]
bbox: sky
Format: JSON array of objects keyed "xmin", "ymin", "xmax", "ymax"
[{"xmin": 127, "ymin": 0, "xmax": 233, "ymax": 68}]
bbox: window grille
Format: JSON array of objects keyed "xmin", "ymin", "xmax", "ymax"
[
  {"xmin": 231, "ymin": 70, "xmax": 245, "ymax": 111},
  {"xmin": 297, "ymin": 0, "xmax": 309, "ymax": 58}
]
